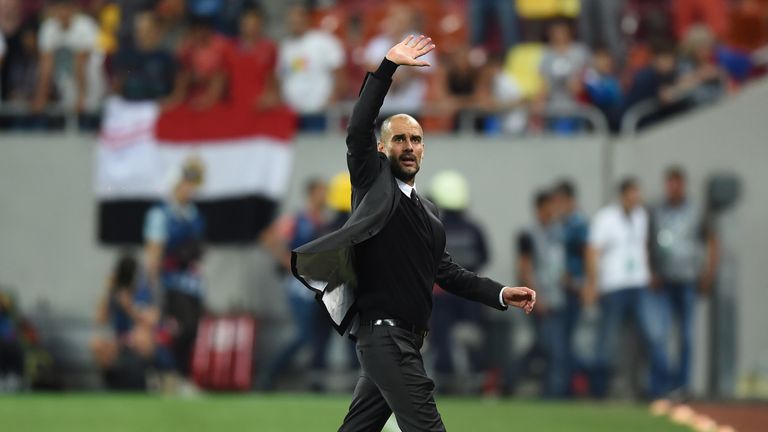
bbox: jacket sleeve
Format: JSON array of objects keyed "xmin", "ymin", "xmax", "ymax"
[
  {"xmin": 436, "ymin": 250, "xmax": 508, "ymax": 311},
  {"xmin": 346, "ymin": 59, "xmax": 397, "ymax": 191}
]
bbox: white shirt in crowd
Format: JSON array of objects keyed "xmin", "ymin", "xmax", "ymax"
[
  {"xmin": 589, "ymin": 204, "xmax": 651, "ymax": 293},
  {"xmin": 38, "ymin": 13, "xmax": 105, "ymax": 110},
  {"xmin": 278, "ymin": 29, "xmax": 344, "ymax": 114},
  {"xmin": 364, "ymin": 34, "xmax": 436, "ymax": 114}
]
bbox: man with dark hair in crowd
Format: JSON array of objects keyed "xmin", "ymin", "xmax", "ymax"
[
  {"xmin": 109, "ymin": 11, "xmax": 176, "ymax": 102},
  {"xmin": 230, "ymin": 6, "xmax": 281, "ymax": 111},
  {"xmin": 514, "ymin": 190, "xmax": 568, "ymax": 397},
  {"xmin": 623, "ymin": 41, "xmax": 688, "ymax": 128},
  {"xmin": 586, "ymin": 178, "xmax": 669, "ymax": 399},
  {"xmin": 650, "ymin": 166, "xmax": 716, "ymax": 397},
  {"xmin": 552, "ymin": 179, "xmax": 589, "ymax": 392},
  {"xmin": 165, "ymin": 14, "xmax": 231, "ymax": 110},
  {"xmin": 32, "ymin": 0, "xmax": 102, "ymax": 115}
]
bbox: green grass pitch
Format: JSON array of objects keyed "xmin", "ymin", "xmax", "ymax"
[{"xmin": 0, "ymin": 394, "xmax": 689, "ymax": 431}]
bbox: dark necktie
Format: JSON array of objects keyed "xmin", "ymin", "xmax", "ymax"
[{"xmin": 410, "ymin": 189, "xmax": 422, "ymax": 209}]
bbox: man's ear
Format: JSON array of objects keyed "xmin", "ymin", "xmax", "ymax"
[{"xmin": 377, "ymin": 141, "xmax": 385, "ymax": 153}]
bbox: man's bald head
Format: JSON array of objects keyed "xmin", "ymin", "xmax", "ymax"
[
  {"xmin": 380, "ymin": 114, "xmax": 422, "ymax": 145},
  {"xmin": 378, "ymin": 114, "xmax": 425, "ymax": 185}
]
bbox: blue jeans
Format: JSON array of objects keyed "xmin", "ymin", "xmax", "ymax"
[
  {"xmin": 592, "ymin": 287, "xmax": 669, "ymax": 399},
  {"xmin": 534, "ymin": 309, "xmax": 570, "ymax": 397},
  {"xmin": 564, "ymin": 291, "xmax": 584, "ymax": 378},
  {"xmin": 261, "ymin": 289, "xmax": 317, "ymax": 389},
  {"xmin": 469, "ymin": 0, "xmax": 519, "ymax": 52},
  {"xmin": 430, "ymin": 293, "xmax": 487, "ymax": 374},
  {"xmin": 664, "ymin": 281, "xmax": 696, "ymax": 392}
]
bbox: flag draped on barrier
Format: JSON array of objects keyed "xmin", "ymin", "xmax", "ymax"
[{"xmin": 95, "ymin": 96, "xmax": 297, "ymax": 244}]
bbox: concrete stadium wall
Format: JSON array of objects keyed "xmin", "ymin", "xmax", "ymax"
[{"xmin": 1, "ymin": 80, "xmax": 766, "ymax": 395}]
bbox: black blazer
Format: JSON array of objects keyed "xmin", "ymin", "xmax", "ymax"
[{"xmin": 291, "ymin": 71, "xmax": 507, "ymax": 335}]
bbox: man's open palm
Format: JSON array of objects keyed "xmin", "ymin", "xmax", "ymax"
[{"xmin": 386, "ymin": 35, "xmax": 436, "ymax": 67}]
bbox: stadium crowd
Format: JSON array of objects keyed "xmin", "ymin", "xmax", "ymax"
[{"xmin": 0, "ymin": 0, "xmax": 766, "ymax": 133}]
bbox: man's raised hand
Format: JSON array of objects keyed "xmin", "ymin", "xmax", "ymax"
[{"xmin": 385, "ymin": 35, "xmax": 436, "ymax": 67}]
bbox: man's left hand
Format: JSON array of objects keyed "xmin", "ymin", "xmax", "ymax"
[{"xmin": 502, "ymin": 286, "xmax": 536, "ymax": 314}]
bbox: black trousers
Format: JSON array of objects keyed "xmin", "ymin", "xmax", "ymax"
[
  {"xmin": 339, "ymin": 325, "xmax": 445, "ymax": 432},
  {"xmin": 164, "ymin": 290, "xmax": 203, "ymax": 376}
]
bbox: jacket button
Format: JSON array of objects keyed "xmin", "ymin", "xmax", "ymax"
[{"xmin": 367, "ymin": 230, "xmax": 374, "ymax": 236}]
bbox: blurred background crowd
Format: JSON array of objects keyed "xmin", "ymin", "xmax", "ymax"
[
  {"xmin": 0, "ymin": 0, "xmax": 767, "ymax": 133},
  {"xmin": 1, "ymin": 0, "xmax": 767, "ymax": 410}
]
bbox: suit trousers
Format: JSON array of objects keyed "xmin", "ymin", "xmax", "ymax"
[{"xmin": 338, "ymin": 325, "xmax": 446, "ymax": 432}]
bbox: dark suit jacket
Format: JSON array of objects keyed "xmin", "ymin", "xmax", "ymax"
[{"xmin": 291, "ymin": 71, "xmax": 507, "ymax": 335}]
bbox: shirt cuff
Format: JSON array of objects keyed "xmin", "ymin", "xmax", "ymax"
[
  {"xmin": 373, "ymin": 58, "xmax": 398, "ymax": 80},
  {"xmin": 499, "ymin": 287, "xmax": 506, "ymax": 308}
]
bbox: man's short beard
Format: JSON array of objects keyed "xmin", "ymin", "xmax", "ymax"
[{"xmin": 388, "ymin": 154, "xmax": 418, "ymax": 183}]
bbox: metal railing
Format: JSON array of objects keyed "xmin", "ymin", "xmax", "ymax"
[
  {"xmin": 327, "ymin": 101, "xmax": 610, "ymax": 136},
  {"xmin": 0, "ymin": 102, "xmax": 101, "ymax": 134}
]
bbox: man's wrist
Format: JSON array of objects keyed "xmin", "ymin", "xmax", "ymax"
[
  {"xmin": 499, "ymin": 287, "xmax": 506, "ymax": 307},
  {"xmin": 374, "ymin": 58, "xmax": 398, "ymax": 80}
]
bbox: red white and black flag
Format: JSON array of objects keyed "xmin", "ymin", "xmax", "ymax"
[{"xmin": 95, "ymin": 97, "xmax": 297, "ymax": 244}]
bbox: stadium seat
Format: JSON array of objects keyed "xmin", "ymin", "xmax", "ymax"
[
  {"xmin": 516, "ymin": 0, "xmax": 580, "ymax": 19},
  {"xmin": 503, "ymin": 43, "xmax": 545, "ymax": 98}
]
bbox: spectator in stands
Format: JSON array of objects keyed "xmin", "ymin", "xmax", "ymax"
[
  {"xmin": 0, "ymin": 0, "xmax": 23, "ymax": 102},
  {"xmin": 678, "ymin": 25, "xmax": 727, "ymax": 107},
  {"xmin": 109, "ymin": 0, "xmax": 157, "ymax": 49},
  {"xmin": 430, "ymin": 44, "xmax": 485, "ymax": 131},
  {"xmin": 468, "ymin": 0, "xmax": 519, "ymax": 54},
  {"xmin": 583, "ymin": 48, "xmax": 623, "ymax": 132},
  {"xmin": 429, "ymin": 171, "xmax": 491, "ymax": 393},
  {"xmin": 259, "ymin": 178, "xmax": 329, "ymax": 391},
  {"xmin": 551, "ymin": 180, "xmax": 589, "ymax": 392},
  {"xmin": 165, "ymin": 14, "xmax": 231, "ymax": 111},
  {"xmin": 473, "ymin": 53, "xmax": 527, "ymax": 134},
  {"xmin": 514, "ymin": 191, "xmax": 568, "ymax": 397},
  {"xmin": 143, "ymin": 157, "xmax": 206, "ymax": 380},
  {"xmin": 91, "ymin": 254, "xmax": 161, "ymax": 390},
  {"xmin": 364, "ymin": 4, "xmax": 435, "ymax": 115},
  {"xmin": 623, "ymin": 41, "xmax": 689, "ymax": 128},
  {"xmin": 109, "ymin": 12, "xmax": 176, "ymax": 102},
  {"xmin": 585, "ymin": 178, "xmax": 669, "ymax": 399},
  {"xmin": 2, "ymin": 22, "xmax": 43, "ymax": 129},
  {"xmin": 650, "ymin": 167, "xmax": 716, "ymax": 397},
  {"xmin": 578, "ymin": 0, "xmax": 625, "ymax": 64},
  {"xmin": 278, "ymin": 4, "xmax": 345, "ymax": 131},
  {"xmin": 32, "ymin": 0, "xmax": 104, "ymax": 115},
  {"xmin": 229, "ymin": 7, "xmax": 280, "ymax": 111},
  {"xmin": 538, "ymin": 19, "xmax": 590, "ymax": 134}
]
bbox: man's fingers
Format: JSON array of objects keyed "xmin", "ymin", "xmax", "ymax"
[
  {"xmin": 410, "ymin": 35, "xmax": 425, "ymax": 47},
  {"xmin": 415, "ymin": 37, "xmax": 432, "ymax": 51},
  {"xmin": 402, "ymin": 34, "xmax": 414, "ymax": 45},
  {"xmin": 413, "ymin": 60, "xmax": 431, "ymax": 67}
]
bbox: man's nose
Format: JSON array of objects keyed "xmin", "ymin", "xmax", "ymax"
[{"xmin": 403, "ymin": 139, "xmax": 414, "ymax": 151}]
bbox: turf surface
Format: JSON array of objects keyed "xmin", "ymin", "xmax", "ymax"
[{"xmin": 0, "ymin": 394, "xmax": 689, "ymax": 431}]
